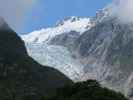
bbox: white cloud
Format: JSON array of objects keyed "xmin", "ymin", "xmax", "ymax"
[{"xmin": 112, "ymin": 0, "xmax": 133, "ymax": 23}]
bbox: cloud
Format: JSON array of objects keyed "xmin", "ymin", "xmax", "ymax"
[
  {"xmin": 0, "ymin": 0, "xmax": 34, "ymax": 30},
  {"xmin": 112, "ymin": 0, "xmax": 133, "ymax": 23}
]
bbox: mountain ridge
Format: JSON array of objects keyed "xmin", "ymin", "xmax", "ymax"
[
  {"xmin": 21, "ymin": 5, "xmax": 133, "ymax": 99},
  {"xmin": 0, "ymin": 19, "xmax": 73, "ymax": 100}
]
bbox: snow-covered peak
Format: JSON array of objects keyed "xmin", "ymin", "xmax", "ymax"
[
  {"xmin": 22, "ymin": 5, "xmax": 114, "ymax": 44},
  {"xmin": 22, "ymin": 17, "xmax": 93, "ymax": 43},
  {"xmin": 56, "ymin": 16, "xmax": 82, "ymax": 26}
]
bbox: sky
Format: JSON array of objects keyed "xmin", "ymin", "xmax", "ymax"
[{"xmin": 18, "ymin": 0, "xmax": 112, "ymax": 33}]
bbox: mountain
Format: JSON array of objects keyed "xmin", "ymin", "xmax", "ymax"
[
  {"xmin": 72, "ymin": 6, "xmax": 133, "ymax": 98},
  {"xmin": 26, "ymin": 43, "xmax": 84, "ymax": 81},
  {"xmin": 22, "ymin": 16, "xmax": 93, "ymax": 44},
  {"xmin": 21, "ymin": 16, "xmax": 93, "ymax": 60},
  {"xmin": 21, "ymin": 16, "xmax": 93, "ymax": 81},
  {"xmin": 0, "ymin": 17, "xmax": 72, "ymax": 100},
  {"xmin": 21, "ymin": 6, "xmax": 111, "ymax": 81},
  {"xmin": 21, "ymin": 5, "xmax": 133, "ymax": 99},
  {"xmin": 72, "ymin": 7, "xmax": 133, "ymax": 97}
]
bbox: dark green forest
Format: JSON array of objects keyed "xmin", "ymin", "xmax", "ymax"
[{"xmin": 42, "ymin": 80, "xmax": 128, "ymax": 100}]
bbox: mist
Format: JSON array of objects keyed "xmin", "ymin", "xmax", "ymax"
[
  {"xmin": 112, "ymin": 0, "xmax": 133, "ymax": 24},
  {"xmin": 0, "ymin": 0, "xmax": 34, "ymax": 30}
]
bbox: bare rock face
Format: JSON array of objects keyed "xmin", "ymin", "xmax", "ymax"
[
  {"xmin": 20, "ymin": 6, "xmax": 133, "ymax": 99},
  {"xmin": 73, "ymin": 16, "xmax": 133, "ymax": 99},
  {"xmin": 0, "ymin": 18, "xmax": 73, "ymax": 100}
]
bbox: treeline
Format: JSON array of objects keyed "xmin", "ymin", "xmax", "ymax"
[{"xmin": 42, "ymin": 80, "xmax": 128, "ymax": 100}]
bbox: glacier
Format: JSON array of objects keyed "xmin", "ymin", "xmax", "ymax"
[
  {"xmin": 25, "ymin": 43, "xmax": 84, "ymax": 81},
  {"xmin": 21, "ymin": 5, "xmax": 133, "ymax": 99},
  {"xmin": 21, "ymin": 16, "xmax": 93, "ymax": 81}
]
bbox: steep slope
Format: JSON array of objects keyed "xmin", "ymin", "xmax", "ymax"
[
  {"xmin": 21, "ymin": 5, "xmax": 133, "ymax": 99},
  {"xmin": 26, "ymin": 43, "xmax": 84, "ymax": 81},
  {"xmin": 0, "ymin": 18, "xmax": 72, "ymax": 100},
  {"xmin": 22, "ymin": 16, "xmax": 93, "ymax": 44},
  {"xmin": 21, "ymin": 17, "xmax": 93, "ymax": 81},
  {"xmin": 73, "ymin": 9, "xmax": 133, "ymax": 98}
]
